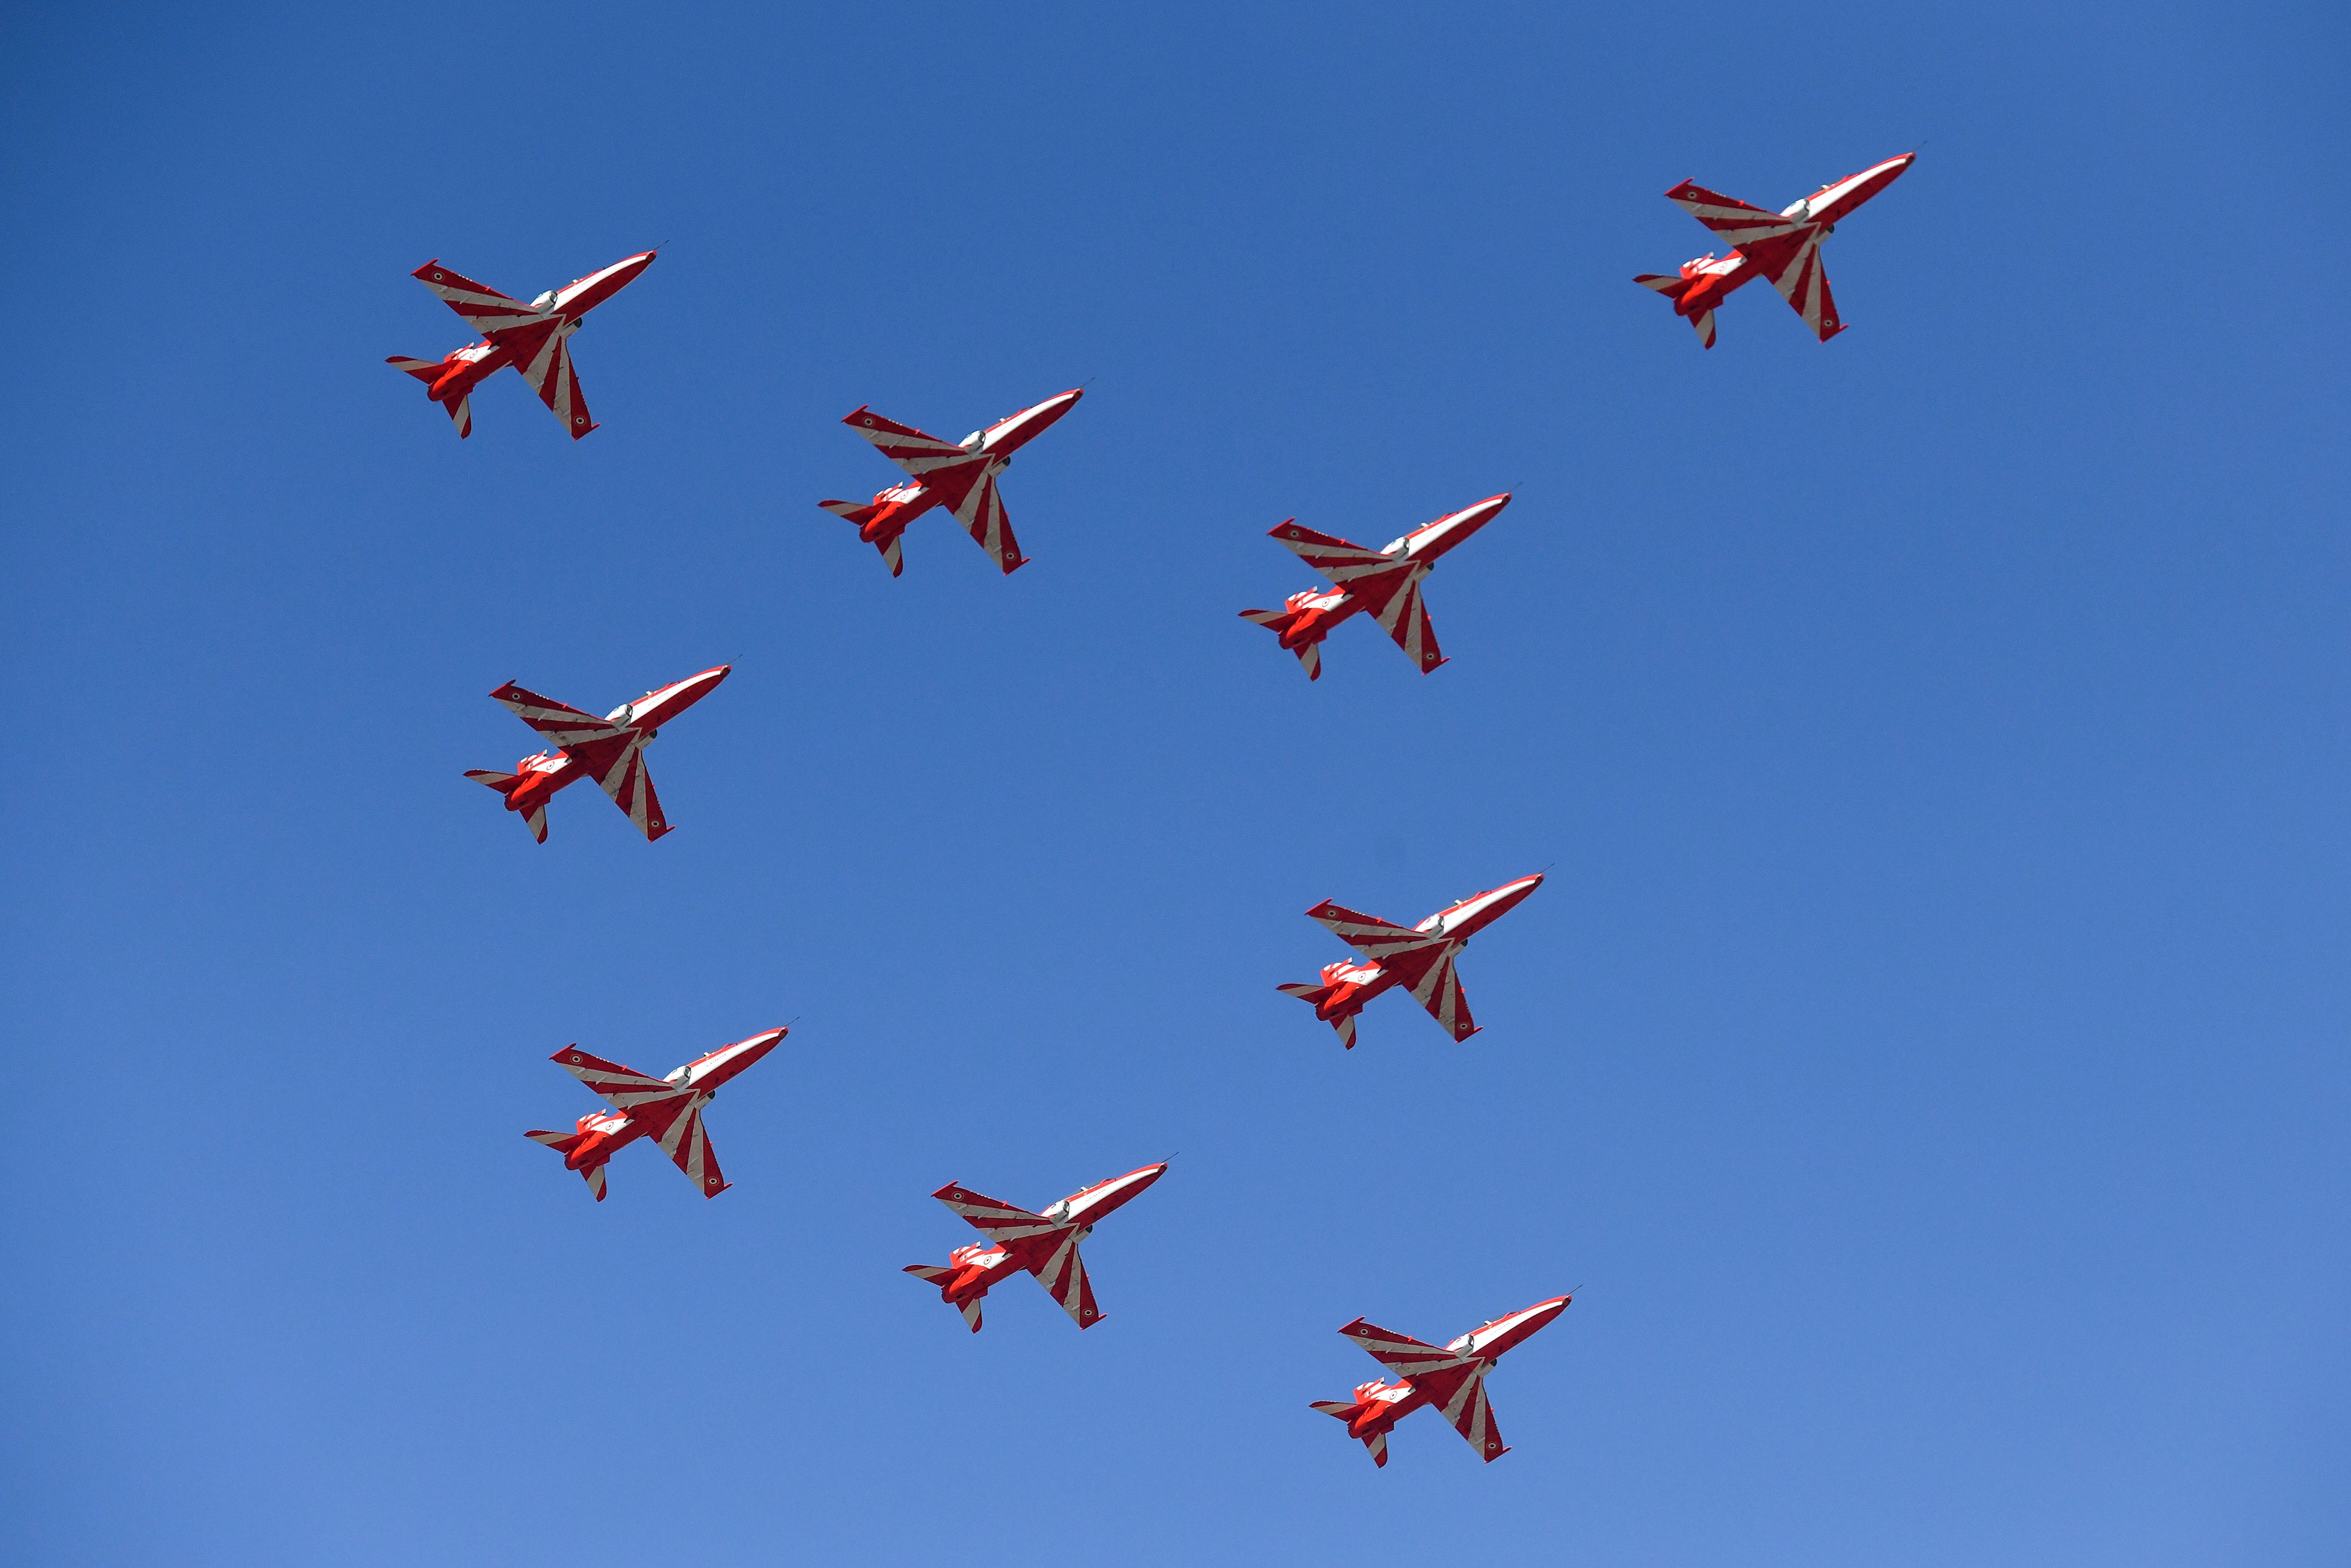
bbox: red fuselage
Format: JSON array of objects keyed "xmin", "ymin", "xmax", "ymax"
[
  {"xmin": 1269, "ymin": 494, "xmax": 1509, "ymax": 653},
  {"xmin": 489, "ymin": 665, "xmax": 727, "ymax": 821},
  {"xmin": 916, "ymin": 1164, "xmax": 1164, "ymax": 1309},
  {"xmin": 554, "ymin": 1030, "xmax": 782, "ymax": 1178},
  {"xmin": 1305, "ymin": 873, "xmax": 1545, "ymax": 1029},
  {"xmin": 1323, "ymin": 1296, "xmax": 1570, "ymax": 1452},
  {"xmin": 851, "ymin": 390, "xmax": 1083, "ymax": 550},
  {"xmin": 418, "ymin": 251, "xmax": 654, "ymax": 413},
  {"xmin": 1665, "ymin": 153, "xmax": 1913, "ymax": 324}
]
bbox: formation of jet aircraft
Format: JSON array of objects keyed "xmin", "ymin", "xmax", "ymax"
[
  {"xmin": 904, "ymin": 1162, "xmax": 1167, "ymax": 1332},
  {"xmin": 525, "ymin": 1028, "xmax": 786, "ymax": 1200},
  {"xmin": 389, "ymin": 250, "xmax": 656, "ymax": 438},
  {"xmin": 1241, "ymin": 494, "xmax": 1510, "ymax": 679},
  {"xmin": 819, "ymin": 389, "xmax": 1084, "ymax": 576},
  {"xmin": 1282, "ymin": 873, "xmax": 1545, "ymax": 1047},
  {"xmin": 435, "ymin": 148, "xmax": 1913, "ymax": 1470},
  {"xmin": 464, "ymin": 665, "xmax": 729, "ymax": 842},
  {"xmin": 1312, "ymin": 1296, "xmax": 1572, "ymax": 1467},
  {"xmin": 1636, "ymin": 152, "xmax": 1915, "ymax": 348}
]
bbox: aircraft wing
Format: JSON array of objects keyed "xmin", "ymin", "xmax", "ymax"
[
  {"xmin": 1439, "ymin": 1371, "xmax": 1508, "ymax": 1460},
  {"xmin": 1270, "ymin": 522, "xmax": 1410, "ymax": 592},
  {"xmin": 587, "ymin": 733, "xmax": 671, "ymax": 841},
  {"xmin": 552, "ymin": 1046, "xmax": 688, "ymax": 1114},
  {"xmin": 1369, "ymin": 575, "xmax": 1444, "ymax": 673},
  {"xmin": 654, "ymin": 1103, "xmax": 729, "ymax": 1196},
  {"xmin": 1339, "ymin": 1318, "xmax": 1481, "ymax": 1400},
  {"xmin": 512, "ymin": 330, "xmax": 597, "ymax": 437},
  {"xmin": 1026, "ymin": 1232, "xmax": 1102, "ymax": 1327},
  {"xmin": 846, "ymin": 408, "xmax": 993, "ymax": 488},
  {"xmin": 1755, "ymin": 230, "xmax": 1843, "ymax": 341},
  {"xmin": 490, "ymin": 684, "xmax": 629, "ymax": 749},
  {"xmin": 1306, "ymin": 901, "xmax": 1451, "ymax": 984},
  {"xmin": 932, "ymin": 1182, "xmax": 1066, "ymax": 1245},
  {"xmin": 949, "ymin": 471, "xmax": 1026, "ymax": 574},
  {"xmin": 411, "ymin": 260, "xmax": 552, "ymax": 339},
  {"xmin": 1664, "ymin": 182, "xmax": 1804, "ymax": 249},
  {"xmin": 1407, "ymin": 951, "xmax": 1478, "ymax": 1042}
]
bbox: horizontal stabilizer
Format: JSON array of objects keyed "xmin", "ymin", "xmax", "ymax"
[
  {"xmin": 464, "ymin": 769, "xmax": 518, "ymax": 792},
  {"xmin": 1239, "ymin": 609, "xmax": 1322, "ymax": 679},
  {"xmin": 1277, "ymin": 981, "xmax": 1333, "ymax": 1004},
  {"xmin": 524, "ymin": 1128, "xmax": 584, "ymax": 1153},
  {"xmin": 386, "ymin": 356, "xmax": 443, "ymax": 383},
  {"xmin": 583, "ymin": 1164, "xmax": 607, "ymax": 1201},
  {"xmin": 818, "ymin": 499, "xmax": 878, "ymax": 525},
  {"xmin": 1632, "ymin": 273, "xmax": 1692, "ymax": 299},
  {"xmin": 1310, "ymin": 1401, "xmax": 1355, "ymax": 1418}
]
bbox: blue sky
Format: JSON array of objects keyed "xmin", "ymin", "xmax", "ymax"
[{"xmin": 4, "ymin": 2, "xmax": 2345, "ymax": 1563}]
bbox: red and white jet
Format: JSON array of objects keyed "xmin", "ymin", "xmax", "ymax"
[
  {"xmin": 463, "ymin": 665, "xmax": 728, "ymax": 843},
  {"xmin": 1240, "ymin": 494, "xmax": 1510, "ymax": 679},
  {"xmin": 902, "ymin": 1162, "xmax": 1166, "ymax": 1332},
  {"xmin": 1312, "ymin": 1295, "xmax": 1572, "ymax": 1468},
  {"xmin": 1635, "ymin": 153, "xmax": 1915, "ymax": 348},
  {"xmin": 1280, "ymin": 873, "xmax": 1544, "ymax": 1047},
  {"xmin": 387, "ymin": 250, "xmax": 656, "ymax": 438},
  {"xmin": 524, "ymin": 1027, "xmax": 786, "ymax": 1201},
  {"xmin": 818, "ymin": 389, "xmax": 1084, "ymax": 577}
]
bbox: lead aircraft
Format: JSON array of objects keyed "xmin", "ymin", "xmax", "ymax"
[
  {"xmin": 388, "ymin": 250, "xmax": 656, "ymax": 438},
  {"xmin": 1240, "ymin": 494, "xmax": 1509, "ymax": 679},
  {"xmin": 463, "ymin": 665, "xmax": 728, "ymax": 843},
  {"xmin": 1312, "ymin": 1295, "xmax": 1573, "ymax": 1468},
  {"xmin": 1635, "ymin": 153, "xmax": 1915, "ymax": 347},
  {"xmin": 819, "ymin": 389, "xmax": 1083, "ymax": 576},
  {"xmin": 525, "ymin": 1028, "xmax": 786, "ymax": 1201},
  {"xmin": 903, "ymin": 1162, "xmax": 1167, "ymax": 1332},
  {"xmin": 1280, "ymin": 873, "xmax": 1544, "ymax": 1047}
]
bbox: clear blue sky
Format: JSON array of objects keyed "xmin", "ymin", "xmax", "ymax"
[{"xmin": 4, "ymin": 3, "xmax": 2345, "ymax": 1563}]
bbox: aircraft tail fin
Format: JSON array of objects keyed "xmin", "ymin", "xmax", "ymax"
[
  {"xmin": 1277, "ymin": 982, "xmax": 1359, "ymax": 1047},
  {"xmin": 1633, "ymin": 276, "xmax": 1717, "ymax": 349},
  {"xmin": 466, "ymin": 770, "xmax": 548, "ymax": 843},
  {"xmin": 389, "ymin": 357, "xmax": 473, "ymax": 436},
  {"xmin": 1238, "ymin": 608, "xmax": 1323, "ymax": 680},
  {"xmin": 903, "ymin": 1265, "xmax": 984, "ymax": 1331},
  {"xmin": 524, "ymin": 1130, "xmax": 607, "ymax": 1201},
  {"xmin": 820, "ymin": 501, "xmax": 905, "ymax": 576}
]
